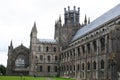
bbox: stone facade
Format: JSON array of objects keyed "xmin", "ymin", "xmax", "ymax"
[
  {"xmin": 7, "ymin": 4, "xmax": 120, "ymax": 80},
  {"xmin": 29, "ymin": 24, "xmax": 60, "ymax": 76},
  {"xmin": 6, "ymin": 43, "xmax": 29, "ymax": 75}
]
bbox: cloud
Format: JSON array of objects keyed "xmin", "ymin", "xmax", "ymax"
[{"xmin": 0, "ymin": 0, "xmax": 120, "ymax": 67}]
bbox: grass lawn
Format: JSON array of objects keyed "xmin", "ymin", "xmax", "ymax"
[
  {"xmin": 53, "ymin": 77, "xmax": 75, "ymax": 80},
  {"xmin": 0, "ymin": 76, "xmax": 75, "ymax": 80}
]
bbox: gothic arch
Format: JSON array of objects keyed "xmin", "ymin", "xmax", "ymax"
[
  {"xmin": 87, "ymin": 62, "xmax": 90, "ymax": 70},
  {"xmin": 93, "ymin": 61, "xmax": 97, "ymax": 70},
  {"xmin": 15, "ymin": 54, "xmax": 25, "ymax": 68},
  {"xmin": 101, "ymin": 59, "xmax": 105, "ymax": 69}
]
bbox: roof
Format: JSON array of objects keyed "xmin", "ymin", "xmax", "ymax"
[
  {"xmin": 39, "ymin": 39, "xmax": 57, "ymax": 43},
  {"xmin": 31, "ymin": 22, "xmax": 37, "ymax": 33},
  {"xmin": 72, "ymin": 4, "xmax": 120, "ymax": 41},
  {"xmin": 13, "ymin": 44, "xmax": 29, "ymax": 53}
]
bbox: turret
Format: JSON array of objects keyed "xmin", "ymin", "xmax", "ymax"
[
  {"xmin": 64, "ymin": 6, "xmax": 80, "ymax": 26},
  {"xmin": 6, "ymin": 40, "xmax": 13, "ymax": 75},
  {"xmin": 54, "ymin": 16, "xmax": 62, "ymax": 43},
  {"xmin": 30, "ymin": 22, "xmax": 37, "ymax": 38},
  {"xmin": 8, "ymin": 40, "xmax": 13, "ymax": 53},
  {"xmin": 29, "ymin": 22, "xmax": 38, "ymax": 75},
  {"xmin": 30, "ymin": 22, "xmax": 37, "ymax": 50}
]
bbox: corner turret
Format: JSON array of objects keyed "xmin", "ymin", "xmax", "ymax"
[
  {"xmin": 8, "ymin": 40, "xmax": 13, "ymax": 52},
  {"xmin": 54, "ymin": 16, "xmax": 62, "ymax": 43},
  {"xmin": 30, "ymin": 22, "xmax": 37, "ymax": 46},
  {"xmin": 31, "ymin": 22, "xmax": 37, "ymax": 36}
]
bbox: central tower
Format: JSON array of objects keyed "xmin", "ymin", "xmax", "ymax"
[
  {"xmin": 64, "ymin": 6, "xmax": 80, "ymax": 26},
  {"xmin": 54, "ymin": 6, "xmax": 81, "ymax": 49}
]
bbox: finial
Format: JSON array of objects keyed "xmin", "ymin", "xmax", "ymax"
[
  {"xmin": 88, "ymin": 17, "xmax": 90, "ymax": 24},
  {"xmin": 9, "ymin": 40, "xmax": 13, "ymax": 50},
  {"xmin": 78, "ymin": 7, "xmax": 80, "ymax": 12},
  {"xmin": 55, "ymin": 20, "xmax": 57, "ymax": 25},
  {"xmin": 68, "ymin": 6, "xmax": 70, "ymax": 11},
  {"xmin": 64, "ymin": 8, "xmax": 66, "ymax": 12},
  {"xmin": 10, "ymin": 40, "xmax": 13, "ymax": 47},
  {"xmin": 31, "ymin": 21, "xmax": 37, "ymax": 33},
  {"xmin": 74, "ymin": 6, "xmax": 76, "ymax": 11},
  {"xmin": 21, "ymin": 42, "xmax": 23, "ymax": 46},
  {"xmin": 34, "ymin": 21, "xmax": 36, "ymax": 27},
  {"xmin": 84, "ymin": 14, "xmax": 87, "ymax": 25},
  {"xmin": 59, "ymin": 15, "xmax": 61, "ymax": 22}
]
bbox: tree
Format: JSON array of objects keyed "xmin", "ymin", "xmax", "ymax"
[{"xmin": 0, "ymin": 64, "xmax": 6, "ymax": 75}]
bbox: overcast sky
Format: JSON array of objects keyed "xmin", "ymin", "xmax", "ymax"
[{"xmin": 0, "ymin": 0, "xmax": 120, "ymax": 67}]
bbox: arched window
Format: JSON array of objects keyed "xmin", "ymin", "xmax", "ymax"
[
  {"xmin": 93, "ymin": 40, "xmax": 97, "ymax": 52},
  {"xmin": 100, "ymin": 37, "xmax": 105, "ymax": 50},
  {"xmin": 46, "ymin": 46, "xmax": 49, "ymax": 52},
  {"xmin": 93, "ymin": 61, "xmax": 96, "ymax": 70},
  {"xmin": 64, "ymin": 53, "xmax": 66, "ymax": 58},
  {"xmin": 38, "ymin": 46, "xmax": 41, "ymax": 52},
  {"xmin": 73, "ymin": 49, "xmax": 75, "ymax": 56},
  {"xmin": 48, "ymin": 66, "xmax": 50, "ymax": 72},
  {"xmin": 77, "ymin": 47, "xmax": 80, "ymax": 56},
  {"xmin": 77, "ymin": 64, "xmax": 80, "ymax": 71},
  {"xmin": 48, "ymin": 55, "xmax": 51, "ymax": 61},
  {"xmin": 54, "ymin": 66, "xmax": 57, "ymax": 72},
  {"xmin": 40, "ymin": 66, "xmax": 42, "ymax": 72},
  {"xmin": 101, "ymin": 60, "xmax": 104, "ymax": 69},
  {"xmin": 87, "ymin": 43, "xmax": 90, "ymax": 53},
  {"xmin": 55, "ymin": 56, "xmax": 58, "ymax": 61},
  {"xmin": 70, "ymin": 65, "xmax": 72, "ymax": 70},
  {"xmin": 74, "ymin": 65, "xmax": 75, "ymax": 71},
  {"xmin": 67, "ymin": 52, "xmax": 69, "ymax": 57},
  {"xmin": 87, "ymin": 62, "xmax": 90, "ymax": 70},
  {"xmin": 53, "ymin": 47, "xmax": 56, "ymax": 52},
  {"xmin": 82, "ymin": 63, "xmax": 84, "ymax": 70},
  {"xmin": 82, "ymin": 45, "xmax": 85, "ymax": 54},
  {"xmin": 15, "ymin": 54, "xmax": 25, "ymax": 68},
  {"xmin": 40, "ymin": 55, "xmax": 43, "ymax": 60},
  {"xmin": 67, "ymin": 65, "xmax": 69, "ymax": 71},
  {"xmin": 64, "ymin": 66, "xmax": 66, "ymax": 71},
  {"xmin": 70, "ymin": 50, "xmax": 72, "ymax": 56}
]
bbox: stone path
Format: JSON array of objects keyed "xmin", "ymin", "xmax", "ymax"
[{"xmin": 46, "ymin": 77, "xmax": 54, "ymax": 80}]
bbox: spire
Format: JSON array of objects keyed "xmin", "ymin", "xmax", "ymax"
[
  {"xmin": 84, "ymin": 14, "xmax": 87, "ymax": 25},
  {"xmin": 74, "ymin": 6, "xmax": 76, "ymax": 11},
  {"xmin": 68, "ymin": 6, "xmax": 70, "ymax": 11},
  {"xmin": 59, "ymin": 15, "xmax": 61, "ymax": 21},
  {"xmin": 59, "ymin": 15, "xmax": 61, "ymax": 22},
  {"xmin": 88, "ymin": 17, "xmax": 90, "ymax": 24},
  {"xmin": 9, "ymin": 40, "xmax": 13, "ymax": 50},
  {"xmin": 32, "ymin": 22, "xmax": 37, "ymax": 33},
  {"xmin": 21, "ymin": 41, "xmax": 23, "ymax": 46}
]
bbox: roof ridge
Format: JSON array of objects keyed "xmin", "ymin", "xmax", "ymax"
[{"xmin": 72, "ymin": 3, "xmax": 120, "ymax": 41}]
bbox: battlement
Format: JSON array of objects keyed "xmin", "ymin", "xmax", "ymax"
[
  {"xmin": 64, "ymin": 6, "xmax": 80, "ymax": 25},
  {"xmin": 64, "ymin": 6, "xmax": 80, "ymax": 13}
]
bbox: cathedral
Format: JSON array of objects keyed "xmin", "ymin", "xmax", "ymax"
[{"xmin": 7, "ymin": 4, "xmax": 120, "ymax": 80}]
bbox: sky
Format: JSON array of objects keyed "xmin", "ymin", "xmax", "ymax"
[{"xmin": 0, "ymin": 0, "xmax": 120, "ymax": 67}]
